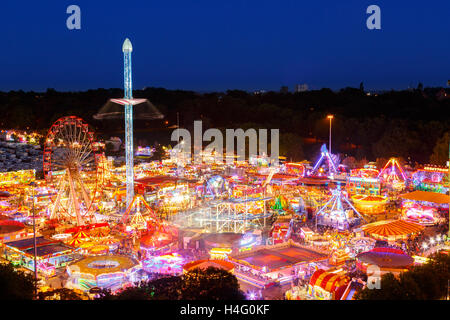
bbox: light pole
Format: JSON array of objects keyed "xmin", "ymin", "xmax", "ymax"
[
  {"xmin": 327, "ymin": 115, "xmax": 334, "ymax": 154},
  {"xmin": 30, "ymin": 182, "xmax": 38, "ymax": 299}
]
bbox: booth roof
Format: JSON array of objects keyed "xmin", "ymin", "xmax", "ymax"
[
  {"xmin": 24, "ymin": 243, "xmax": 73, "ymax": 257},
  {"xmin": 399, "ymin": 190, "xmax": 449, "ymax": 204},
  {"xmin": 5, "ymin": 236, "xmax": 52, "ymax": 249},
  {"xmin": 135, "ymin": 175, "xmax": 197, "ymax": 186},
  {"xmin": 361, "ymin": 219, "xmax": 424, "ymax": 239},
  {"xmin": 357, "ymin": 247, "xmax": 414, "ymax": 268},
  {"xmin": 309, "ymin": 269, "xmax": 349, "ymax": 293}
]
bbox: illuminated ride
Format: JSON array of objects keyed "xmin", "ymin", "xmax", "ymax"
[
  {"xmin": 351, "ymin": 194, "xmax": 388, "ymax": 215},
  {"xmin": 310, "ymin": 144, "xmax": 338, "ymax": 177},
  {"xmin": 205, "ymin": 175, "xmax": 230, "ymax": 199},
  {"xmin": 315, "ymin": 186, "xmax": 366, "ymax": 231},
  {"xmin": 378, "ymin": 158, "xmax": 406, "ymax": 190},
  {"xmin": 142, "ymin": 253, "xmax": 184, "ymax": 275},
  {"xmin": 43, "ymin": 116, "xmax": 102, "ymax": 226},
  {"xmin": 285, "ymin": 162, "xmax": 306, "ymax": 177},
  {"xmin": 173, "ymin": 186, "xmax": 274, "ymax": 233},
  {"xmin": 401, "ymin": 202, "xmax": 438, "ymax": 226},
  {"xmin": 361, "ymin": 219, "xmax": 424, "ymax": 241},
  {"xmin": 118, "ymin": 194, "xmax": 158, "ymax": 231},
  {"xmin": 350, "ymin": 165, "xmax": 379, "ymax": 179},
  {"xmin": 196, "ymin": 197, "xmax": 274, "ymax": 233},
  {"xmin": 66, "ymin": 255, "xmax": 142, "ymax": 292}
]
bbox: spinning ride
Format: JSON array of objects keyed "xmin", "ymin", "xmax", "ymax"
[
  {"xmin": 315, "ymin": 186, "xmax": 366, "ymax": 230},
  {"xmin": 43, "ymin": 116, "xmax": 101, "ymax": 226},
  {"xmin": 205, "ymin": 175, "xmax": 230, "ymax": 198}
]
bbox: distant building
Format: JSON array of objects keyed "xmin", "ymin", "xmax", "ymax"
[
  {"xmin": 295, "ymin": 84, "xmax": 308, "ymax": 92},
  {"xmin": 253, "ymin": 90, "xmax": 266, "ymax": 95},
  {"xmin": 280, "ymin": 86, "xmax": 289, "ymax": 93}
]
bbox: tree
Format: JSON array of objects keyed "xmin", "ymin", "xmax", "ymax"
[
  {"xmin": 181, "ymin": 267, "xmax": 245, "ymax": 300},
  {"xmin": 105, "ymin": 142, "xmax": 116, "ymax": 154},
  {"xmin": 355, "ymin": 253, "xmax": 450, "ymax": 300},
  {"xmin": 429, "ymin": 132, "xmax": 449, "ymax": 165},
  {"xmin": 96, "ymin": 267, "xmax": 245, "ymax": 300},
  {"xmin": 0, "ymin": 263, "xmax": 35, "ymax": 300},
  {"xmin": 279, "ymin": 133, "xmax": 305, "ymax": 161},
  {"xmin": 355, "ymin": 272, "xmax": 404, "ymax": 300},
  {"xmin": 151, "ymin": 144, "xmax": 167, "ymax": 161},
  {"xmin": 342, "ymin": 156, "xmax": 357, "ymax": 169},
  {"xmin": 38, "ymin": 288, "xmax": 86, "ymax": 300}
]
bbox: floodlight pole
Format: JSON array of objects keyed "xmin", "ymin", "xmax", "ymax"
[
  {"xmin": 327, "ymin": 115, "xmax": 333, "ymax": 155},
  {"xmin": 31, "ymin": 182, "xmax": 38, "ymax": 299}
]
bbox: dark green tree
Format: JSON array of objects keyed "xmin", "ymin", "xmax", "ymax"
[
  {"xmin": 181, "ymin": 267, "xmax": 245, "ymax": 300},
  {"xmin": 279, "ymin": 133, "xmax": 305, "ymax": 161},
  {"xmin": 355, "ymin": 253, "xmax": 450, "ymax": 300},
  {"xmin": 430, "ymin": 132, "xmax": 449, "ymax": 165},
  {"xmin": 38, "ymin": 288, "xmax": 86, "ymax": 300},
  {"xmin": 0, "ymin": 263, "xmax": 35, "ymax": 300},
  {"xmin": 95, "ymin": 268, "xmax": 244, "ymax": 300}
]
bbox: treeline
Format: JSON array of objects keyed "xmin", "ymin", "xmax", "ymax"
[
  {"xmin": 1, "ymin": 86, "xmax": 450, "ymax": 164},
  {"xmin": 355, "ymin": 252, "xmax": 450, "ymax": 300}
]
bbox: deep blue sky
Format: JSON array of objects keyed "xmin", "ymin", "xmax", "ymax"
[{"xmin": 1, "ymin": 0, "xmax": 450, "ymax": 92}]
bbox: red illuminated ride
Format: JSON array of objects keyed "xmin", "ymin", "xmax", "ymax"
[{"xmin": 43, "ymin": 116, "xmax": 102, "ymax": 226}]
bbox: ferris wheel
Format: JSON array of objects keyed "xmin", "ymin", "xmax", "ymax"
[{"xmin": 43, "ymin": 116, "xmax": 101, "ymax": 226}]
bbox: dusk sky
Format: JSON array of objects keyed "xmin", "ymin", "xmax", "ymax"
[{"xmin": 2, "ymin": 0, "xmax": 450, "ymax": 92}]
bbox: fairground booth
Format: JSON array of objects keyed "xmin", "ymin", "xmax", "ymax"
[
  {"xmin": 229, "ymin": 240, "xmax": 328, "ymax": 288},
  {"xmin": 2, "ymin": 236, "xmax": 76, "ymax": 276},
  {"xmin": 410, "ymin": 166, "xmax": 448, "ymax": 194},
  {"xmin": 0, "ymin": 220, "xmax": 28, "ymax": 242}
]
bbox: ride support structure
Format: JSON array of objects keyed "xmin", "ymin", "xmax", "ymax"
[{"xmin": 123, "ymin": 38, "xmax": 134, "ymax": 209}]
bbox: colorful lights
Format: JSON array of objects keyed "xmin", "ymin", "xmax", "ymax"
[
  {"xmin": 378, "ymin": 158, "xmax": 407, "ymax": 183},
  {"xmin": 311, "ymin": 144, "xmax": 337, "ymax": 176}
]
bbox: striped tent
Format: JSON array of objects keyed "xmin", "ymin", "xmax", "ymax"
[
  {"xmin": 362, "ymin": 219, "xmax": 424, "ymax": 241},
  {"xmin": 89, "ymin": 227, "xmax": 109, "ymax": 238},
  {"xmin": 67, "ymin": 237, "xmax": 83, "ymax": 247},
  {"xmin": 308, "ymin": 269, "xmax": 349, "ymax": 296},
  {"xmin": 73, "ymin": 230, "xmax": 90, "ymax": 240},
  {"xmin": 102, "ymin": 237, "xmax": 119, "ymax": 246}
]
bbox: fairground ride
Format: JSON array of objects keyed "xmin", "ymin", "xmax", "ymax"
[{"xmin": 43, "ymin": 116, "xmax": 102, "ymax": 226}]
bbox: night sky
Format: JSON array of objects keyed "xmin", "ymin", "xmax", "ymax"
[{"xmin": 2, "ymin": 0, "xmax": 450, "ymax": 92}]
